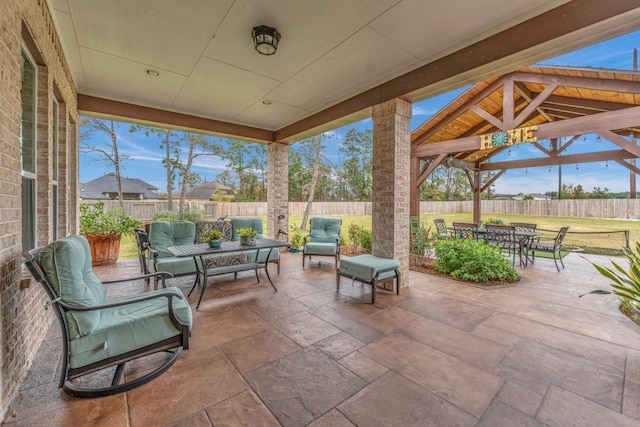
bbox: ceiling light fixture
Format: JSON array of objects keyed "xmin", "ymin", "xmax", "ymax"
[
  {"xmin": 252, "ymin": 25, "xmax": 281, "ymax": 55},
  {"xmin": 145, "ymin": 69, "xmax": 160, "ymax": 77},
  {"xmin": 262, "ymin": 100, "xmax": 272, "ymax": 105}
]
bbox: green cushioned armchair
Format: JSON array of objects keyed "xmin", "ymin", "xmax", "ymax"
[
  {"xmin": 148, "ymin": 221, "xmax": 198, "ymax": 288},
  {"xmin": 303, "ymin": 217, "xmax": 342, "ymax": 268},
  {"xmin": 230, "ymin": 217, "xmax": 281, "ymax": 273},
  {"xmin": 23, "ymin": 235, "xmax": 192, "ymax": 398}
]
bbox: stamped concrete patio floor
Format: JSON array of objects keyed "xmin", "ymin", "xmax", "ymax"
[{"xmin": 4, "ymin": 251, "xmax": 640, "ymax": 426}]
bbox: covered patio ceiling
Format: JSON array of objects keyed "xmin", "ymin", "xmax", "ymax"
[{"xmin": 47, "ymin": 0, "xmax": 640, "ymax": 143}]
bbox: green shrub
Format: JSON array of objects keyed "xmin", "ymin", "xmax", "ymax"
[
  {"xmin": 346, "ymin": 222, "xmax": 372, "ymax": 253},
  {"xmin": 151, "ymin": 209, "xmax": 204, "ymax": 222},
  {"xmin": 80, "ymin": 202, "xmax": 140, "ymax": 235},
  {"xmin": 359, "ymin": 228, "xmax": 372, "ymax": 252},
  {"xmin": 434, "ymin": 238, "xmax": 520, "ymax": 283}
]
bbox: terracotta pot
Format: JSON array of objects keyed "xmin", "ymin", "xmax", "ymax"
[{"xmin": 83, "ymin": 233, "xmax": 122, "ymax": 266}]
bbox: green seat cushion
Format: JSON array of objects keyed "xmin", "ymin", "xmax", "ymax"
[
  {"xmin": 309, "ymin": 217, "xmax": 341, "ymax": 243},
  {"xmin": 243, "ymin": 248, "xmax": 280, "ymax": 264},
  {"xmin": 338, "ymin": 255, "xmax": 400, "ymax": 282},
  {"xmin": 69, "ymin": 287, "xmax": 192, "ymax": 369},
  {"xmin": 38, "ymin": 235, "xmax": 107, "ymax": 340},
  {"xmin": 150, "ymin": 256, "xmax": 197, "ymax": 276},
  {"xmin": 304, "ymin": 242, "xmax": 337, "ymax": 255},
  {"xmin": 149, "ymin": 221, "xmax": 196, "ymax": 258}
]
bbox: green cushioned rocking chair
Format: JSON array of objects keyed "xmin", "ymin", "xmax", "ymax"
[{"xmin": 23, "ymin": 235, "xmax": 192, "ymax": 398}]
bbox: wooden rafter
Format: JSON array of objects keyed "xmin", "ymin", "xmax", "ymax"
[
  {"xmin": 513, "ymin": 82, "xmax": 558, "ymax": 127},
  {"xmin": 480, "ymin": 149, "xmax": 635, "ymax": 171}
]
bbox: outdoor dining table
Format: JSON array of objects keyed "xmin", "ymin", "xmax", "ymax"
[{"xmin": 168, "ymin": 239, "xmax": 290, "ymax": 309}]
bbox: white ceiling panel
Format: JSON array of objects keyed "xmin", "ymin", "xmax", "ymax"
[
  {"xmin": 48, "ymin": 9, "xmax": 86, "ymax": 89},
  {"xmin": 80, "ymin": 48, "xmax": 187, "ymax": 110},
  {"xmin": 370, "ymin": 0, "xmax": 569, "ymax": 61},
  {"xmin": 68, "ymin": 0, "xmax": 234, "ymax": 76},
  {"xmin": 235, "ymin": 101, "xmax": 307, "ymax": 130},
  {"xmin": 267, "ymin": 26, "xmax": 416, "ymax": 112},
  {"xmin": 203, "ymin": 0, "xmax": 401, "ymax": 82},
  {"xmin": 172, "ymin": 57, "xmax": 282, "ymax": 124}
]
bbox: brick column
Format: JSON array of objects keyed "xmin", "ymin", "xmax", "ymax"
[
  {"xmin": 372, "ymin": 98, "xmax": 412, "ymax": 288},
  {"xmin": 267, "ymin": 142, "xmax": 289, "ymax": 240}
]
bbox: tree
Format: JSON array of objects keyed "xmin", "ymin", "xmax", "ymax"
[
  {"xmin": 130, "ymin": 125, "xmax": 180, "ymax": 211},
  {"xmin": 338, "ymin": 129, "xmax": 372, "ymax": 201},
  {"xmin": 175, "ymin": 133, "xmax": 220, "ymax": 210},
  {"xmin": 80, "ymin": 117, "xmax": 129, "ymax": 209},
  {"xmin": 296, "ymin": 133, "xmax": 329, "ymax": 229},
  {"xmin": 217, "ymin": 140, "xmax": 268, "ymax": 201},
  {"xmin": 590, "ymin": 186, "xmax": 611, "ymax": 199}
]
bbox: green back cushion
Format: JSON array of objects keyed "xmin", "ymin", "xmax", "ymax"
[
  {"xmin": 38, "ymin": 235, "xmax": 107, "ymax": 339},
  {"xmin": 149, "ymin": 221, "xmax": 196, "ymax": 258},
  {"xmin": 310, "ymin": 217, "xmax": 341, "ymax": 243},
  {"xmin": 231, "ymin": 218, "xmax": 264, "ymax": 240}
]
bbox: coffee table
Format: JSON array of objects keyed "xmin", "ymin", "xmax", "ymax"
[{"xmin": 168, "ymin": 239, "xmax": 290, "ymax": 309}]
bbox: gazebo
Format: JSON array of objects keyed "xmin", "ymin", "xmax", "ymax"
[{"xmin": 410, "ymin": 66, "xmax": 640, "ymax": 223}]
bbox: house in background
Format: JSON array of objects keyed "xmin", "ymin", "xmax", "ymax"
[
  {"xmin": 80, "ymin": 173, "xmax": 163, "ymax": 200},
  {"xmin": 511, "ymin": 193, "xmax": 553, "ymax": 201},
  {"xmin": 185, "ymin": 181, "xmax": 234, "ymax": 201}
]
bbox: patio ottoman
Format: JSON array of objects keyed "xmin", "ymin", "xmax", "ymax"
[{"xmin": 337, "ymin": 255, "xmax": 400, "ymax": 303}]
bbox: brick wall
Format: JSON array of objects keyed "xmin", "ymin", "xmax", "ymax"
[{"xmin": 0, "ymin": 0, "xmax": 78, "ymax": 418}]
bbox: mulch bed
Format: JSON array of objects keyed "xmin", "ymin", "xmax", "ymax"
[{"xmin": 409, "ymin": 256, "xmax": 520, "ymax": 288}]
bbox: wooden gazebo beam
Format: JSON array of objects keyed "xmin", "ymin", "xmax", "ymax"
[
  {"xmin": 480, "ymin": 149, "xmax": 634, "ymax": 171},
  {"xmin": 413, "ymin": 104, "xmax": 640, "ymax": 157}
]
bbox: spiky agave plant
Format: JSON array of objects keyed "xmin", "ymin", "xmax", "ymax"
[{"xmin": 581, "ymin": 242, "xmax": 640, "ymax": 307}]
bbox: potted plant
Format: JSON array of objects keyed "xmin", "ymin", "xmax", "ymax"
[
  {"xmin": 79, "ymin": 202, "xmax": 141, "ymax": 266},
  {"xmin": 202, "ymin": 229, "xmax": 223, "ymax": 248},
  {"xmin": 288, "ymin": 228, "xmax": 305, "ymax": 252},
  {"xmin": 237, "ymin": 227, "xmax": 258, "ymax": 246}
]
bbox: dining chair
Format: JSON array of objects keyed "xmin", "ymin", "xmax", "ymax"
[
  {"xmin": 452, "ymin": 222, "xmax": 479, "ymax": 240},
  {"xmin": 527, "ymin": 226, "xmax": 570, "ymax": 271},
  {"xmin": 433, "ymin": 219, "xmax": 452, "ymax": 239},
  {"xmin": 510, "ymin": 222, "xmax": 538, "ymax": 265},
  {"xmin": 485, "ymin": 224, "xmax": 520, "ymax": 266}
]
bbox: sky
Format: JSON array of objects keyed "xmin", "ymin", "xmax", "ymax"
[{"xmin": 80, "ymin": 30, "xmax": 640, "ymax": 195}]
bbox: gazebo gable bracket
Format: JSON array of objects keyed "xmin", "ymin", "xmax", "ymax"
[
  {"xmin": 417, "ymin": 154, "xmax": 447, "ymax": 186},
  {"xmin": 596, "ymin": 130, "xmax": 640, "ymax": 158},
  {"xmin": 416, "ymin": 154, "xmax": 475, "ymax": 187},
  {"xmin": 616, "ymin": 159, "xmax": 640, "ymax": 175},
  {"xmin": 514, "ymin": 81, "xmax": 554, "ymax": 122}
]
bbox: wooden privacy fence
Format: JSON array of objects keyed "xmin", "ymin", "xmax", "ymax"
[{"xmin": 88, "ymin": 199, "xmax": 640, "ymax": 221}]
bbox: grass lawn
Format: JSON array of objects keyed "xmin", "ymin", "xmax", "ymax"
[{"xmin": 117, "ymin": 213, "xmax": 637, "ymax": 260}]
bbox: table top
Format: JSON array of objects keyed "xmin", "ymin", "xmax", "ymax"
[{"xmin": 168, "ymin": 238, "xmax": 290, "ymax": 258}]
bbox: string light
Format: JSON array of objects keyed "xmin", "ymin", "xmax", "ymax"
[
  {"xmin": 605, "ymin": 161, "xmax": 609, "ymax": 168},
  {"xmin": 576, "ymin": 164, "xmax": 579, "ymax": 171},
  {"xmin": 525, "ymin": 168, "xmax": 528, "ymax": 174},
  {"xmin": 596, "ymin": 135, "xmax": 601, "ymax": 143},
  {"xmin": 583, "ymin": 134, "xmax": 587, "ymax": 143},
  {"xmin": 508, "ymin": 148, "xmax": 511, "ymax": 156},
  {"xmin": 548, "ymin": 166, "xmax": 552, "ymax": 173}
]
